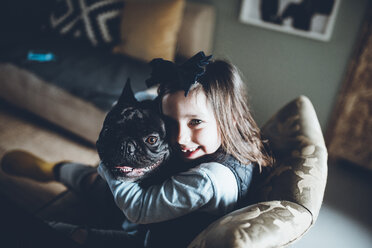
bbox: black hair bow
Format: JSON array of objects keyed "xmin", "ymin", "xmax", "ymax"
[{"xmin": 145, "ymin": 51, "xmax": 212, "ymax": 96}]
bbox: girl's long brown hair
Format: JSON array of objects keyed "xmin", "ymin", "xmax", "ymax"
[{"xmin": 159, "ymin": 59, "xmax": 273, "ymax": 169}]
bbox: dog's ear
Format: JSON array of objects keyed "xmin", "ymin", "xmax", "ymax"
[{"xmin": 116, "ymin": 78, "xmax": 138, "ymax": 107}]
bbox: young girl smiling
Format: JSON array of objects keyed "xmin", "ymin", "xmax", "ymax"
[
  {"xmin": 96, "ymin": 53, "xmax": 273, "ymax": 246},
  {"xmin": 161, "ymin": 88, "xmax": 222, "ymax": 161}
]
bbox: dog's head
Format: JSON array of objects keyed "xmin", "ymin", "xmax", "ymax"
[{"xmin": 96, "ymin": 80, "xmax": 170, "ymax": 181}]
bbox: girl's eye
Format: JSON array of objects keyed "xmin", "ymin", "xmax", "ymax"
[
  {"xmin": 145, "ymin": 136, "xmax": 158, "ymax": 145},
  {"xmin": 189, "ymin": 119, "xmax": 202, "ymax": 126}
]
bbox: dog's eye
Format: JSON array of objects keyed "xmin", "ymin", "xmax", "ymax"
[{"xmin": 145, "ymin": 136, "xmax": 158, "ymax": 145}]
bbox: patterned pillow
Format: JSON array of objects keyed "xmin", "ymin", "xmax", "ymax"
[{"xmin": 50, "ymin": 0, "xmax": 123, "ymax": 47}]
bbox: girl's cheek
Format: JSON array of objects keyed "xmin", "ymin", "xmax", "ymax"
[{"xmin": 196, "ymin": 129, "xmax": 212, "ymax": 143}]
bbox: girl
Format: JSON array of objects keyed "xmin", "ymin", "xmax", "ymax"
[{"xmin": 1, "ymin": 52, "xmax": 273, "ymax": 247}]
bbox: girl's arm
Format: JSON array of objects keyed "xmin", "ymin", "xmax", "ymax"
[{"xmin": 97, "ymin": 161, "xmax": 237, "ymax": 224}]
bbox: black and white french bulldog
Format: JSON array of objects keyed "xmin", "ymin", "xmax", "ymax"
[{"xmin": 96, "ymin": 80, "xmax": 170, "ymax": 181}]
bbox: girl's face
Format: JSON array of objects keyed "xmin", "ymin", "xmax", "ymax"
[{"xmin": 162, "ymin": 90, "xmax": 221, "ymax": 161}]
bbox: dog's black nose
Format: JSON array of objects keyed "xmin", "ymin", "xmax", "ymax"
[{"xmin": 127, "ymin": 142, "xmax": 135, "ymax": 155}]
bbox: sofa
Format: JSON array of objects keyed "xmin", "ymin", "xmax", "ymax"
[
  {"xmin": 0, "ymin": 94, "xmax": 328, "ymax": 248},
  {"xmin": 0, "ymin": 1, "xmax": 328, "ymax": 247}
]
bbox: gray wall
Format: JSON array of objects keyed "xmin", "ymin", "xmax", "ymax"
[{"xmin": 191, "ymin": 0, "xmax": 369, "ymax": 130}]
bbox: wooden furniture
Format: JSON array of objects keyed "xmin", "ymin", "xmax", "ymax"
[{"xmin": 326, "ymin": 4, "xmax": 372, "ymax": 170}]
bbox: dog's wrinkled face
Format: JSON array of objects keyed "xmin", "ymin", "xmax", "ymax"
[{"xmin": 96, "ymin": 81, "xmax": 170, "ymax": 181}]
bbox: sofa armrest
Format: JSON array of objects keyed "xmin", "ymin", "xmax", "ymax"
[
  {"xmin": 188, "ymin": 201, "xmax": 312, "ymax": 248},
  {"xmin": 0, "ymin": 63, "xmax": 106, "ymax": 144},
  {"xmin": 260, "ymin": 96, "xmax": 328, "ymax": 221}
]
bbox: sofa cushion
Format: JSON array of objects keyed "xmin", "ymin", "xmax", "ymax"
[
  {"xmin": 113, "ymin": 0, "xmax": 185, "ymax": 62},
  {"xmin": 176, "ymin": 2, "xmax": 215, "ymax": 59},
  {"xmin": 49, "ymin": 0, "xmax": 124, "ymax": 48}
]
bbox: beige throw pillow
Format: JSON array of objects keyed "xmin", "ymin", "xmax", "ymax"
[{"xmin": 113, "ymin": 0, "xmax": 185, "ymax": 62}]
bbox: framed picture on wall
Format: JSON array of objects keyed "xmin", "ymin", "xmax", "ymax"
[{"xmin": 239, "ymin": 0, "xmax": 341, "ymax": 41}]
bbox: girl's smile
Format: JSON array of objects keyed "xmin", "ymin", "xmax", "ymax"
[
  {"xmin": 180, "ymin": 146, "xmax": 201, "ymax": 159},
  {"xmin": 162, "ymin": 89, "xmax": 221, "ymax": 161}
]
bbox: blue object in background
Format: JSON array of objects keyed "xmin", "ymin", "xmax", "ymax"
[{"xmin": 27, "ymin": 51, "xmax": 56, "ymax": 62}]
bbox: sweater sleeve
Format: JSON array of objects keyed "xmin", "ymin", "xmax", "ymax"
[{"xmin": 97, "ymin": 162, "xmax": 217, "ymax": 224}]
